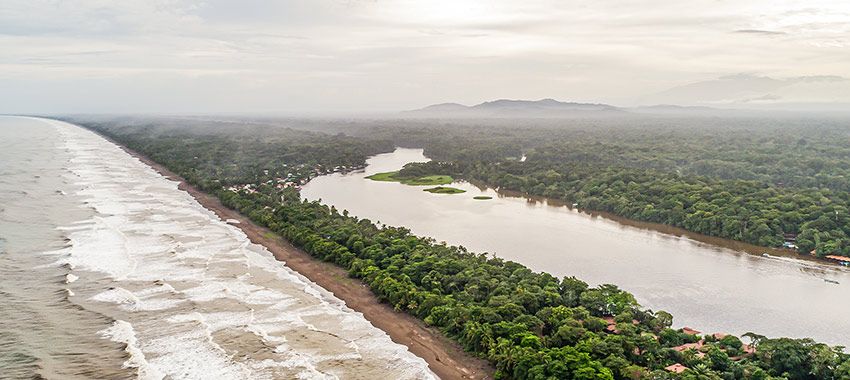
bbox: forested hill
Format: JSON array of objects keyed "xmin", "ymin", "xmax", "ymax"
[{"xmin": 69, "ymin": 116, "xmax": 850, "ymax": 380}]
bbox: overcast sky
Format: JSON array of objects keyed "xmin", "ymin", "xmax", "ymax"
[{"xmin": 1, "ymin": 0, "xmax": 849, "ymax": 114}]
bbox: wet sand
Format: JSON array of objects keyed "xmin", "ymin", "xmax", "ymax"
[{"xmin": 100, "ymin": 137, "xmax": 494, "ymax": 380}]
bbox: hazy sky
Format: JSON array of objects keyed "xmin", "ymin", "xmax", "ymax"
[{"xmin": 2, "ymin": 0, "xmax": 849, "ymax": 114}]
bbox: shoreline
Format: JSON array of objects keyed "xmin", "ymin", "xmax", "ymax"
[
  {"xmin": 469, "ymin": 180, "xmax": 845, "ymax": 268},
  {"xmin": 103, "ymin": 136, "xmax": 494, "ymax": 379}
]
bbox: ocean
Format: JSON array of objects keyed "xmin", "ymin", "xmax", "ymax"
[{"xmin": 0, "ymin": 116, "xmax": 435, "ymax": 379}]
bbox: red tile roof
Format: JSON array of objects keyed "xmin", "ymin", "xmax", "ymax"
[
  {"xmin": 665, "ymin": 364, "xmax": 688, "ymax": 373},
  {"xmin": 730, "ymin": 344, "xmax": 757, "ymax": 361},
  {"xmin": 825, "ymin": 255, "xmax": 850, "ymax": 262},
  {"xmin": 682, "ymin": 327, "xmax": 701, "ymax": 335},
  {"xmin": 672, "ymin": 342, "xmax": 703, "ymax": 352}
]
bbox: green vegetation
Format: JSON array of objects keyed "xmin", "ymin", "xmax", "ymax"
[
  {"xmin": 474, "ymin": 196, "xmax": 493, "ymax": 200},
  {"xmin": 365, "ymin": 118, "xmax": 850, "ymax": 257},
  {"xmin": 74, "ymin": 115, "xmax": 850, "ymax": 380},
  {"xmin": 364, "ymin": 171, "xmax": 400, "ymax": 182},
  {"xmin": 367, "ymin": 170, "xmax": 454, "ymax": 186},
  {"xmin": 406, "ymin": 175, "xmax": 454, "ymax": 185},
  {"xmin": 424, "ymin": 186, "xmax": 466, "ymax": 194}
]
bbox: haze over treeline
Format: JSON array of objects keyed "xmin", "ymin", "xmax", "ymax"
[{"xmin": 2, "ymin": 0, "xmax": 850, "ymax": 114}]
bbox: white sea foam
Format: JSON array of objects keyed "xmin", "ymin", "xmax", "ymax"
[
  {"xmin": 40, "ymin": 118, "xmax": 437, "ymax": 380},
  {"xmin": 92, "ymin": 286, "xmax": 184, "ymax": 312},
  {"xmin": 99, "ymin": 320, "xmax": 164, "ymax": 380}
]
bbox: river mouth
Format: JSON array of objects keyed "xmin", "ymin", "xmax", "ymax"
[{"xmin": 302, "ymin": 147, "xmax": 850, "ymax": 347}]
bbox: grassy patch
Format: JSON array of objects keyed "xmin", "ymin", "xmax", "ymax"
[
  {"xmin": 423, "ymin": 186, "xmax": 466, "ymax": 194},
  {"xmin": 473, "ymin": 195, "xmax": 493, "ymax": 200},
  {"xmin": 404, "ymin": 175, "xmax": 453, "ymax": 185},
  {"xmin": 365, "ymin": 171, "xmax": 401, "ymax": 182},
  {"xmin": 366, "ymin": 171, "xmax": 453, "ymax": 186}
]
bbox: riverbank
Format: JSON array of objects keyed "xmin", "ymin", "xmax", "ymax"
[
  {"xmin": 488, "ymin": 184, "xmax": 843, "ymax": 268},
  {"xmin": 302, "ymin": 147, "xmax": 850, "ymax": 347},
  {"xmin": 102, "ymin": 137, "xmax": 494, "ymax": 380}
]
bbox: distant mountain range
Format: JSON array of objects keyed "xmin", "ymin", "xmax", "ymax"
[
  {"xmin": 639, "ymin": 74, "xmax": 850, "ymax": 111},
  {"xmin": 404, "ymin": 73, "xmax": 850, "ymax": 118},
  {"xmin": 404, "ymin": 98, "xmax": 729, "ymax": 118},
  {"xmin": 404, "ymin": 99, "xmax": 627, "ymax": 118}
]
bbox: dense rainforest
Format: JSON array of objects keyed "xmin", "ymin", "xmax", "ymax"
[
  {"xmin": 357, "ymin": 117, "xmax": 850, "ymax": 256},
  {"xmin": 71, "ymin": 115, "xmax": 850, "ymax": 380}
]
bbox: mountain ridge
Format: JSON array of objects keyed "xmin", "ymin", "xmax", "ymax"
[{"xmin": 404, "ymin": 98, "xmax": 626, "ymax": 118}]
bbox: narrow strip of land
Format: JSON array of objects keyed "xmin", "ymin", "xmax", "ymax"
[{"xmin": 109, "ymin": 138, "xmax": 494, "ymax": 380}]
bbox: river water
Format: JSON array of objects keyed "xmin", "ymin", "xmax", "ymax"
[
  {"xmin": 302, "ymin": 148, "xmax": 850, "ymax": 347},
  {"xmin": 0, "ymin": 117, "xmax": 434, "ymax": 379}
]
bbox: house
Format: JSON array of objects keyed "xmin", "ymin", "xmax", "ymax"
[
  {"xmin": 825, "ymin": 255, "xmax": 850, "ymax": 265},
  {"xmin": 682, "ymin": 327, "xmax": 701, "ymax": 335},
  {"xmin": 672, "ymin": 342, "xmax": 703, "ymax": 352},
  {"xmin": 603, "ymin": 317, "xmax": 641, "ymax": 334},
  {"xmin": 730, "ymin": 344, "xmax": 757, "ymax": 361},
  {"xmin": 665, "ymin": 364, "xmax": 688, "ymax": 374},
  {"xmin": 603, "ymin": 317, "xmax": 617, "ymax": 333}
]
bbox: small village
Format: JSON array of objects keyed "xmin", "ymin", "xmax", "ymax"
[
  {"xmin": 601, "ymin": 317, "xmax": 758, "ymax": 374},
  {"xmin": 224, "ymin": 163, "xmax": 363, "ymax": 195}
]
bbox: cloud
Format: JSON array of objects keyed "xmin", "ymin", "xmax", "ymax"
[
  {"xmin": 1, "ymin": 0, "xmax": 850, "ymax": 113},
  {"xmin": 733, "ymin": 29, "xmax": 786, "ymax": 35},
  {"xmin": 791, "ymin": 75, "xmax": 848, "ymax": 83},
  {"xmin": 644, "ymin": 73, "xmax": 850, "ymax": 108},
  {"xmin": 737, "ymin": 94, "xmax": 782, "ymax": 103}
]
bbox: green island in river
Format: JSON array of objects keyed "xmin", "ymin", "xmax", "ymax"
[
  {"xmin": 423, "ymin": 186, "xmax": 466, "ymax": 194},
  {"xmin": 474, "ymin": 195, "xmax": 493, "ymax": 200},
  {"xmin": 366, "ymin": 170, "xmax": 453, "ymax": 186}
]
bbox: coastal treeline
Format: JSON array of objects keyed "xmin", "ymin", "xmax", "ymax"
[
  {"xmin": 75, "ymin": 116, "xmax": 394, "ymax": 188},
  {"xmin": 74, "ymin": 116, "xmax": 850, "ymax": 380}
]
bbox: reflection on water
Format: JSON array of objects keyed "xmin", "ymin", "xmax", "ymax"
[{"xmin": 303, "ymin": 148, "xmax": 850, "ymax": 347}]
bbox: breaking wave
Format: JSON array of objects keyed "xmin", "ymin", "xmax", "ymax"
[{"xmin": 39, "ymin": 118, "xmax": 436, "ymax": 379}]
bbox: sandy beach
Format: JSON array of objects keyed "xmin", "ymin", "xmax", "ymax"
[{"xmin": 105, "ymin": 137, "xmax": 494, "ymax": 380}]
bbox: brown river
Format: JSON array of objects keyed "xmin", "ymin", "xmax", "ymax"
[{"xmin": 302, "ymin": 148, "xmax": 850, "ymax": 347}]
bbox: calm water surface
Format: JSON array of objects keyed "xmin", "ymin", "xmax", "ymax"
[{"xmin": 303, "ymin": 148, "xmax": 850, "ymax": 347}]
